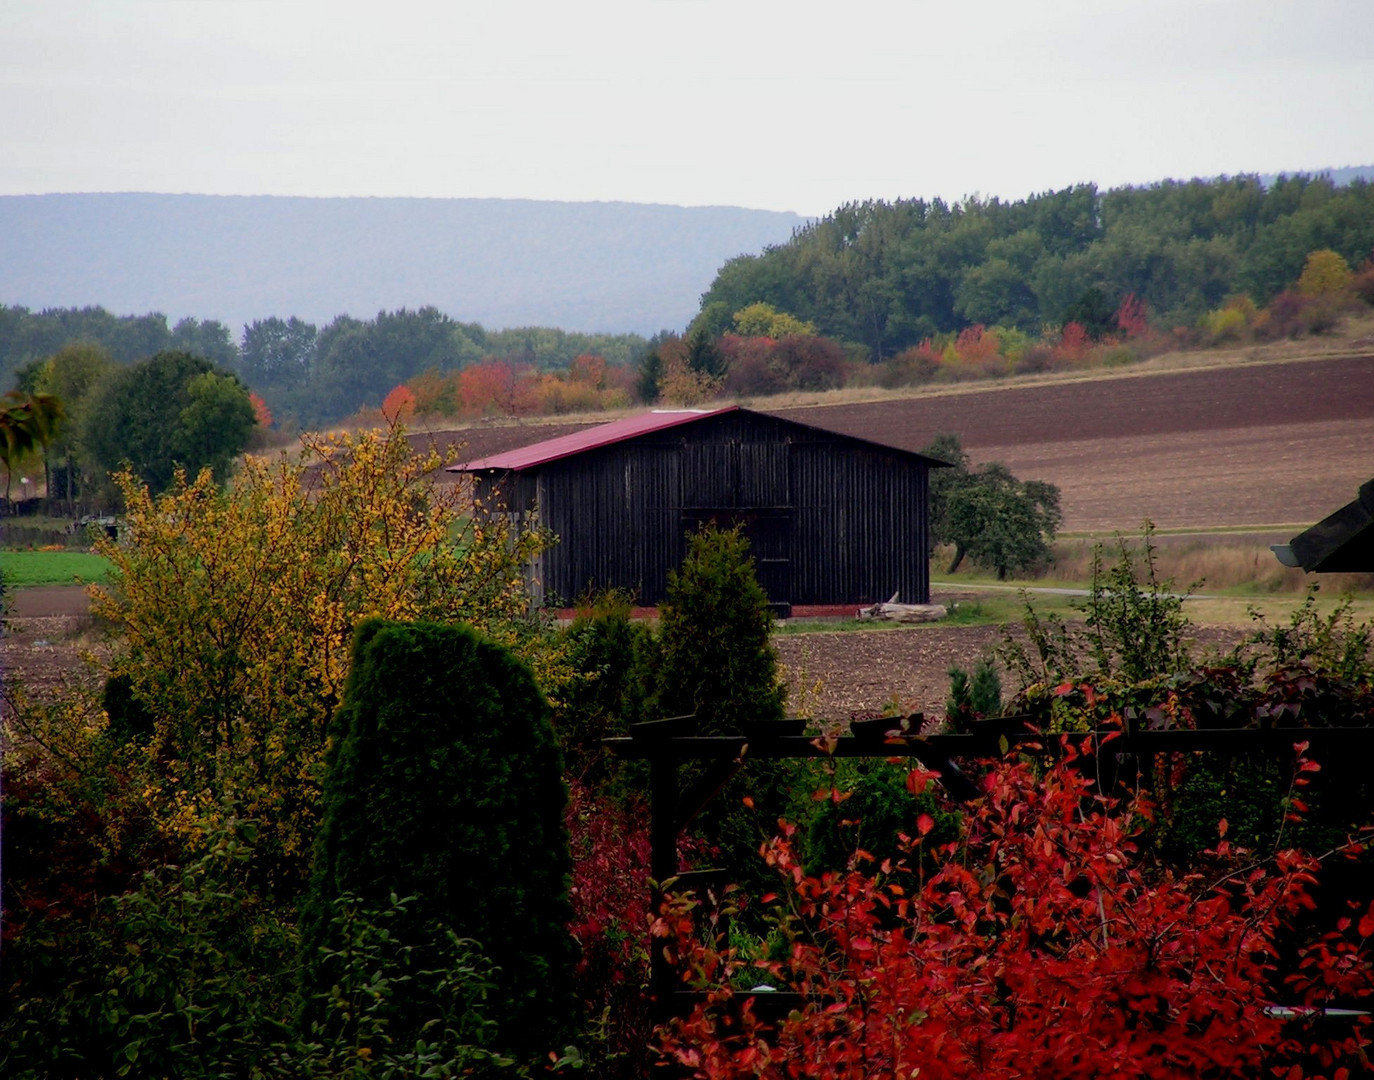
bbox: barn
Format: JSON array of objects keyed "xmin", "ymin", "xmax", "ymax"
[{"xmin": 450, "ymin": 406, "xmax": 947, "ymax": 613}]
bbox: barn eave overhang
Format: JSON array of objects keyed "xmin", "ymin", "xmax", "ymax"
[{"xmin": 1272, "ymin": 477, "xmax": 1374, "ymax": 573}]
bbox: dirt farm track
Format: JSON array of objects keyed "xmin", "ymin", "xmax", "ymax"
[{"xmin": 4, "ymin": 351, "xmax": 1372, "ymax": 720}]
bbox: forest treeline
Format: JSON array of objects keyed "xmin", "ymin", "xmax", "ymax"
[
  {"xmin": 4, "ymin": 174, "xmax": 1374, "ymax": 430},
  {"xmin": 0, "ymin": 304, "xmax": 647, "ymax": 429},
  {"xmin": 696, "ymin": 173, "xmax": 1374, "ymax": 359}
]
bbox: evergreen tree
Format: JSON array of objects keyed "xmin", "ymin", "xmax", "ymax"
[
  {"xmin": 302, "ymin": 619, "xmax": 578, "ymax": 1060},
  {"xmin": 636, "ymin": 345, "xmax": 663, "ymax": 403},
  {"xmin": 652, "ymin": 526, "xmax": 791, "ymax": 921},
  {"xmin": 684, "ymin": 325, "xmax": 728, "ymax": 380},
  {"xmin": 654, "ymin": 525, "xmax": 786, "ymax": 735}
]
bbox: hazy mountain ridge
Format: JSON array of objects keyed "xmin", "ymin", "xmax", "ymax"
[
  {"xmin": 0, "ymin": 194, "xmax": 808, "ymax": 337},
  {"xmin": 1255, "ymin": 165, "xmax": 1374, "ymax": 188}
]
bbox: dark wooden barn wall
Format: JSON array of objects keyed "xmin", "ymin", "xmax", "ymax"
[
  {"xmin": 787, "ymin": 441, "xmax": 928, "ymax": 607},
  {"xmin": 480, "ymin": 412, "xmax": 931, "ymax": 608}
]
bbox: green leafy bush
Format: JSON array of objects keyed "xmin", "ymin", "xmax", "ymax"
[
  {"xmin": 555, "ymin": 590, "xmax": 657, "ymax": 786},
  {"xmin": 290, "ymin": 893, "xmax": 514, "ymax": 1080},
  {"xmin": 1, "ymin": 812, "xmax": 518, "ymax": 1079},
  {"xmin": 1081, "ymin": 525, "xmax": 1195, "ymax": 683},
  {"xmin": 805, "ymin": 761, "xmax": 960, "ymax": 879},
  {"xmin": 999, "ymin": 523, "xmax": 1194, "ymax": 692},
  {"xmin": 0, "ymin": 825, "xmax": 294, "ymax": 1080},
  {"xmin": 1232, "ymin": 586, "xmax": 1374, "ymax": 685}
]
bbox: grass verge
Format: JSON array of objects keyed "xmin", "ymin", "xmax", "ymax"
[
  {"xmin": 0, "ymin": 550, "xmax": 112, "ymax": 587},
  {"xmin": 776, "ymin": 590, "xmax": 1084, "ymax": 635}
]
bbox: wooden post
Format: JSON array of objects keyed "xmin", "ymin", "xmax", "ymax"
[{"xmin": 649, "ymin": 748, "xmax": 678, "ymax": 1001}]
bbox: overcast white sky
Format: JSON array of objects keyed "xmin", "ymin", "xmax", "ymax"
[{"xmin": 3, "ymin": 0, "xmax": 1372, "ymax": 216}]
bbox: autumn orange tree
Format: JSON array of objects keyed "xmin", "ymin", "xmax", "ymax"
[
  {"xmin": 380, "ymin": 382, "xmax": 416, "ymax": 423},
  {"xmin": 91, "ymin": 422, "xmax": 553, "ymax": 886}
]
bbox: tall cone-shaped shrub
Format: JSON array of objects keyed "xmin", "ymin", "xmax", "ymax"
[
  {"xmin": 302, "ymin": 619, "xmax": 578, "ymax": 1060},
  {"xmin": 652, "ymin": 526, "xmax": 791, "ymax": 913},
  {"xmin": 654, "ymin": 524, "xmax": 786, "ymax": 735}
]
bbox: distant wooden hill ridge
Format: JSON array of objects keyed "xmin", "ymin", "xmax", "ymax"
[
  {"xmin": 425, "ymin": 350, "xmax": 1374, "ymax": 535},
  {"xmin": 0, "ymin": 193, "xmax": 805, "ymax": 336}
]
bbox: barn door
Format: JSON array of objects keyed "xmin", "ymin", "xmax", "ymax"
[{"xmin": 677, "ymin": 437, "xmax": 793, "ymax": 614}]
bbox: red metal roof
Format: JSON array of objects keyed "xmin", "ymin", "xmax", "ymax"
[{"xmin": 449, "ymin": 407, "xmax": 738, "ymax": 472}]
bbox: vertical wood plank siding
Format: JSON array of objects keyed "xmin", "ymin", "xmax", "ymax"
[{"xmin": 477, "ymin": 411, "xmax": 931, "ymax": 607}]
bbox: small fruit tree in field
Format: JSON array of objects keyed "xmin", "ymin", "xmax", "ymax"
[{"xmin": 91, "ymin": 422, "xmax": 551, "ymax": 884}]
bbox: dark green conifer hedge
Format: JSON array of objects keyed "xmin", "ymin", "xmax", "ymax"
[{"xmin": 302, "ymin": 619, "xmax": 577, "ymax": 1060}]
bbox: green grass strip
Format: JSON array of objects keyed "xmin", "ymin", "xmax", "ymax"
[{"xmin": 0, "ymin": 550, "xmax": 112, "ymax": 587}]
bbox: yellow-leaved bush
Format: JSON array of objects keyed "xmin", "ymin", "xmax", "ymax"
[{"xmin": 91, "ymin": 423, "xmax": 554, "ymax": 887}]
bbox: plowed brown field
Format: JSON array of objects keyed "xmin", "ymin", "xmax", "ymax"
[
  {"xmin": 768, "ymin": 353, "xmax": 1374, "ymax": 533},
  {"xmin": 432, "ymin": 353, "xmax": 1374, "ymax": 533}
]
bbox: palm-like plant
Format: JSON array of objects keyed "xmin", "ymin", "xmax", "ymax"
[
  {"xmin": 27, "ymin": 391, "xmax": 65, "ymax": 508},
  {"xmin": 0, "ymin": 391, "xmax": 64, "ymax": 512}
]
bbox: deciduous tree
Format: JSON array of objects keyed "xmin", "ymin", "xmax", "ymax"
[
  {"xmin": 380, "ymin": 383, "xmax": 416, "ymax": 423},
  {"xmin": 37, "ymin": 342, "xmax": 114, "ymax": 511},
  {"xmin": 82, "ymin": 350, "xmax": 255, "ymax": 494},
  {"xmin": 732, "ymin": 302, "xmax": 817, "ymax": 339},
  {"xmin": 247, "ymin": 391, "xmax": 273, "ymax": 429},
  {"xmin": 90, "ymin": 423, "xmax": 552, "ymax": 885},
  {"xmin": 922, "ymin": 434, "xmax": 1061, "ymax": 579},
  {"xmin": 657, "ymin": 336, "xmax": 723, "ymax": 405},
  {"xmin": 1297, "ymin": 249, "xmax": 1354, "ymax": 297}
]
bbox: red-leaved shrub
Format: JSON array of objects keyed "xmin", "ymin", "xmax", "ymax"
[
  {"xmin": 1051, "ymin": 321, "xmax": 1092, "ymax": 366},
  {"xmin": 655, "ymin": 748, "xmax": 1372, "ymax": 1078},
  {"xmin": 1115, "ymin": 292, "xmax": 1150, "ymax": 339},
  {"xmin": 566, "ymin": 781, "xmax": 656, "ymax": 1078}
]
